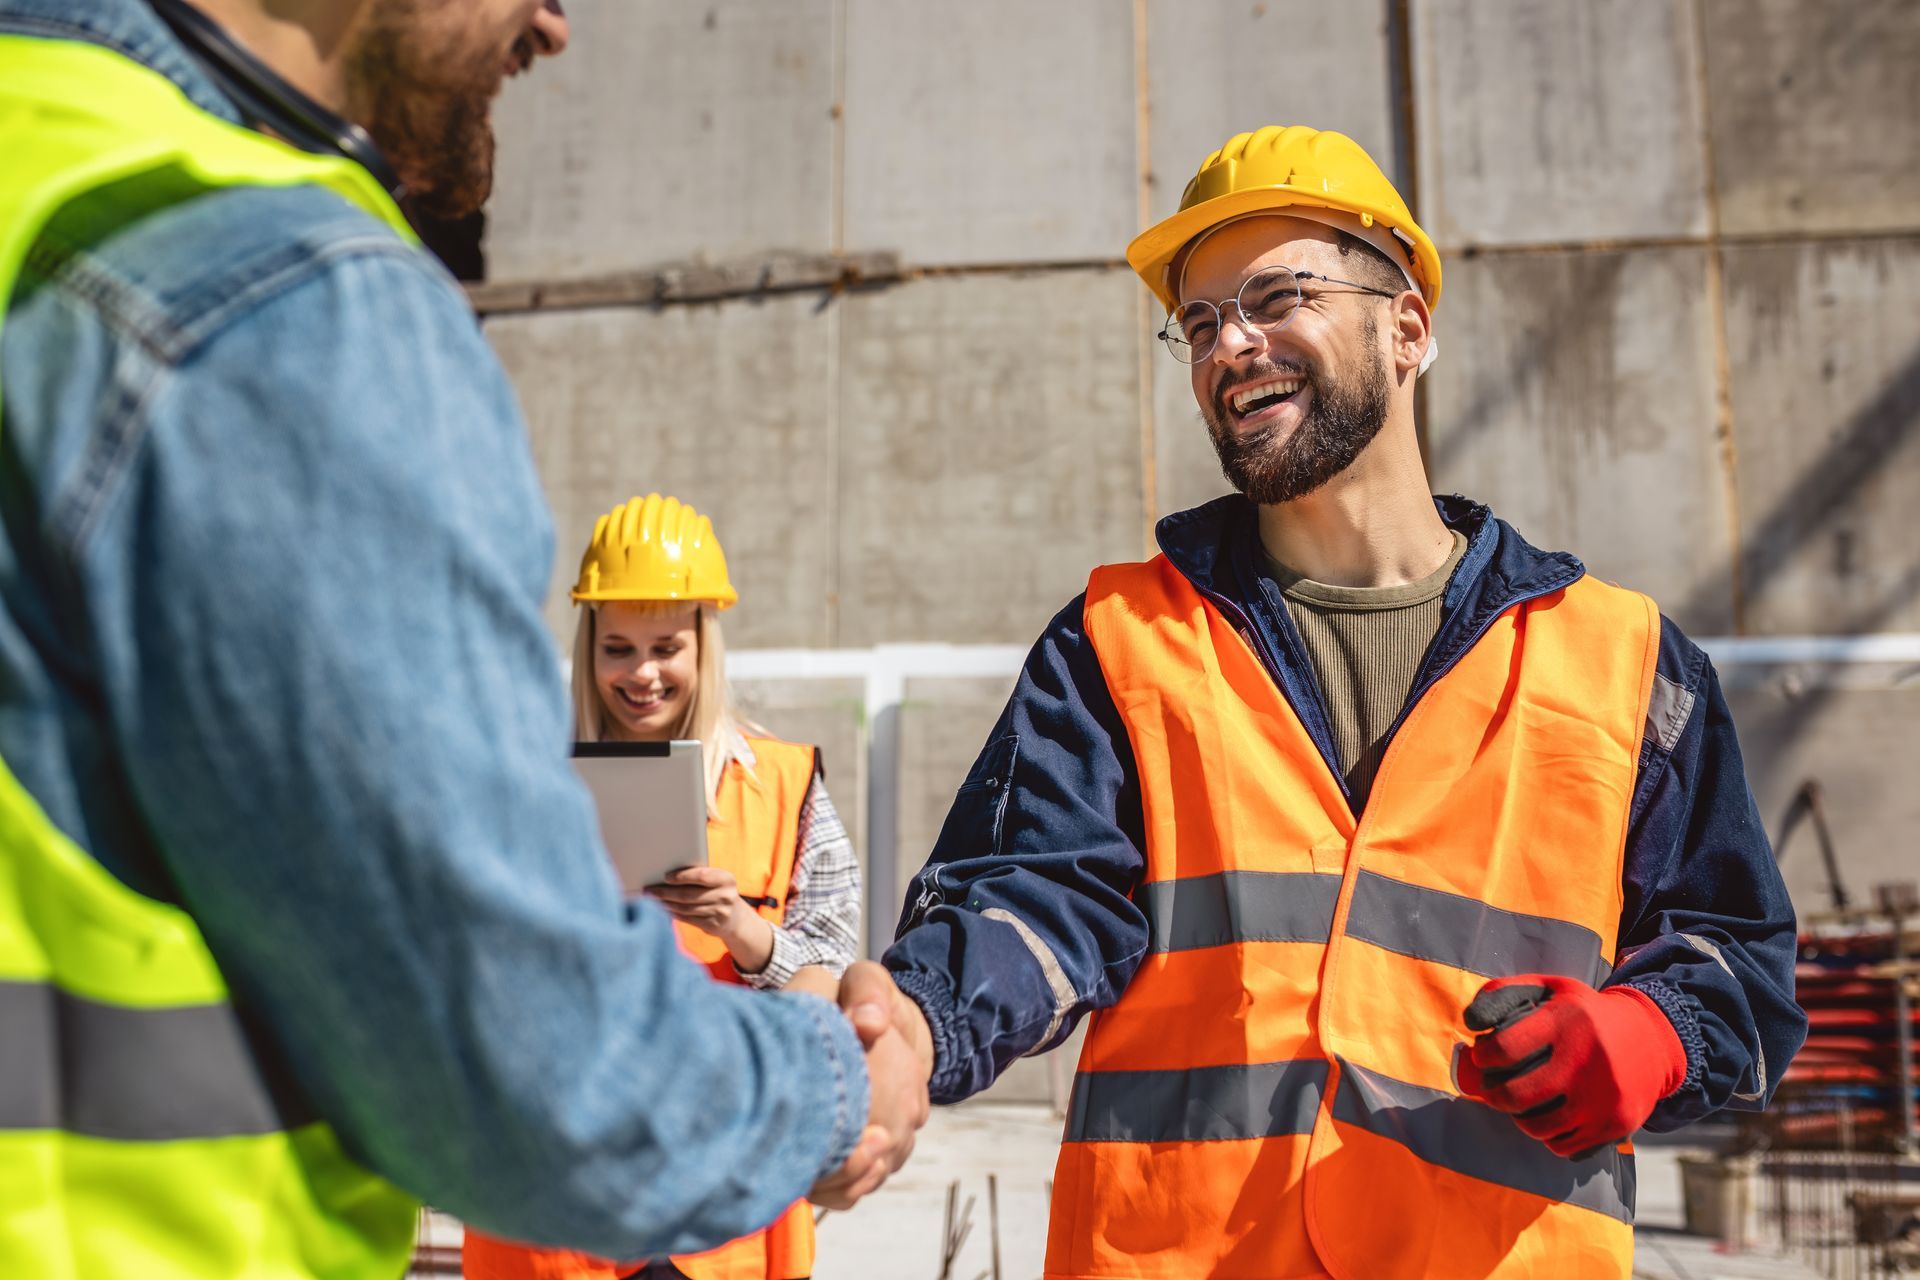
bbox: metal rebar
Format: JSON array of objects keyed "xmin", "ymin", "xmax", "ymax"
[
  {"xmin": 1882, "ymin": 892, "xmax": 1918, "ymax": 1160},
  {"xmin": 937, "ymin": 1179, "xmax": 976, "ymax": 1280},
  {"xmin": 1775, "ymin": 778, "xmax": 1852, "ymax": 911},
  {"xmin": 987, "ymin": 1173, "xmax": 1001, "ymax": 1280}
]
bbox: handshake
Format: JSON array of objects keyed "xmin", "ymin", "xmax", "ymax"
[{"xmin": 786, "ymin": 962, "xmax": 935, "ymax": 1210}]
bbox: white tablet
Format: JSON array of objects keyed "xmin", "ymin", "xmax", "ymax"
[{"xmin": 571, "ymin": 740, "xmax": 708, "ymax": 892}]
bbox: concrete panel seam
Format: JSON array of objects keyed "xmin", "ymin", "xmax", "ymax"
[
  {"xmin": 1132, "ymin": 0, "xmax": 1157, "ymax": 554},
  {"xmin": 470, "ymin": 233, "xmax": 1920, "ymax": 318},
  {"xmin": 829, "ymin": 0, "xmax": 849, "ymax": 647},
  {"xmin": 827, "ymin": 281, "xmax": 844, "ymax": 648},
  {"xmin": 1690, "ymin": 0, "xmax": 1745, "ymax": 635},
  {"xmin": 469, "ymin": 253, "xmax": 1134, "ymax": 317},
  {"xmin": 831, "ymin": 0, "xmax": 848, "ymax": 255},
  {"xmin": 469, "ymin": 250, "xmax": 899, "ymax": 315},
  {"xmin": 1439, "ymin": 227, "xmax": 1920, "ymax": 259},
  {"xmin": 1389, "ymin": 0, "xmax": 1429, "ymax": 464}
]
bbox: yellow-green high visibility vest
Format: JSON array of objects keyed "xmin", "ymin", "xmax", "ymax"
[{"xmin": 0, "ymin": 31, "xmax": 422, "ymax": 1280}]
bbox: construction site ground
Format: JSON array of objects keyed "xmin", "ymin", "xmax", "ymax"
[
  {"xmin": 813, "ymin": 1104, "xmax": 1824, "ymax": 1279},
  {"xmin": 416, "ymin": 1105, "xmax": 1826, "ymax": 1278}
]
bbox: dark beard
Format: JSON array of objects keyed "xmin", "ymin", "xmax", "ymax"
[
  {"xmin": 348, "ymin": 9, "xmax": 501, "ymax": 220},
  {"xmin": 1203, "ymin": 319, "xmax": 1392, "ymax": 505}
]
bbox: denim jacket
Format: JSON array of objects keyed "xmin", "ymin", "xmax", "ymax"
[
  {"xmin": 0, "ymin": 0, "xmax": 866, "ymax": 1257},
  {"xmin": 886, "ymin": 494, "xmax": 1806, "ymax": 1132}
]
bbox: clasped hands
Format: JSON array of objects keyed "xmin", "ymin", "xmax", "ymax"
[{"xmin": 785, "ymin": 961, "xmax": 934, "ymax": 1209}]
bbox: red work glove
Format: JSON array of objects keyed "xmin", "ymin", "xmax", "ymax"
[{"xmin": 1456, "ymin": 974, "xmax": 1687, "ymax": 1159}]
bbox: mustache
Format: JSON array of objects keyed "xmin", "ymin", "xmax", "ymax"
[{"xmin": 1212, "ymin": 359, "xmax": 1315, "ymax": 418}]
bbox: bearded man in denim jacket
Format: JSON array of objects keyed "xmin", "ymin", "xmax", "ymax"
[{"xmin": 0, "ymin": 0, "xmax": 927, "ymax": 1265}]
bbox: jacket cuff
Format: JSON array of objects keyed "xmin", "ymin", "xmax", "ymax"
[
  {"xmin": 887, "ymin": 965, "xmax": 972, "ymax": 1103},
  {"xmin": 787, "ymin": 991, "xmax": 872, "ymax": 1174},
  {"xmin": 1623, "ymin": 976, "xmax": 1707, "ymax": 1100}
]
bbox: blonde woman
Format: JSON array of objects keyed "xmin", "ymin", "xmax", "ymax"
[{"xmin": 464, "ymin": 495, "xmax": 862, "ymax": 1280}]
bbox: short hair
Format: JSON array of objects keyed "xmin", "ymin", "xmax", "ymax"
[{"xmin": 1331, "ymin": 228, "xmax": 1411, "ymax": 296}]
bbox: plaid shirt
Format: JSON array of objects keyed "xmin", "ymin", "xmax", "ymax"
[{"xmin": 740, "ymin": 766, "xmax": 862, "ymax": 990}]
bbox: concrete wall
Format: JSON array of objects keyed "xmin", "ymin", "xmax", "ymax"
[{"xmin": 484, "ymin": 1, "xmax": 1920, "ymax": 1027}]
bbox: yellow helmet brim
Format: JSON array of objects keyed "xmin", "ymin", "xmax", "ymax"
[
  {"xmin": 1128, "ymin": 185, "xmax": 1442, "ymax": 314},
  {"xmin": 570, "ymin": 587, "xmax": 739, "ymax": 609}
]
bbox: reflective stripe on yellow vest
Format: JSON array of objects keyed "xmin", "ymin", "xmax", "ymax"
[
  {"xmin": 1048, "ymin": 556, "xmax": 1658, "ymax": 1280},
  {"xmin": 462, "ymin": 737, "xmax": 821, "ymax": 1280},
  {"xmin": 0, "ymin": 32, "xmax": 420, "ymax": 1280}
]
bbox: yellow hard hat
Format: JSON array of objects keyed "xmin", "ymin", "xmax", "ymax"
[
  {"xmin": 1127, "ymin": 124, "xmax": 1441, "ymax": 313},
  {"xmin": 570, "ymin": 494, "xmax": 738, "ymax": 608}
]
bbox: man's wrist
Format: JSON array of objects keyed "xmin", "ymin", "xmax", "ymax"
[{"xmin": 897, "ymin": 990, "xmax": 936, "ymax": 1079}]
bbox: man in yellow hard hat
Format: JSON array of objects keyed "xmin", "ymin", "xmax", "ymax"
[
  {"xmin": 0, "ymin": 1, "xmax": 920, "ymax": 1275},
  {"xmin": 850, "ymin": 125, "xmax": 1803, "ymax": 1277}
]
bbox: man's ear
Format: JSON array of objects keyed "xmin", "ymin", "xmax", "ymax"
[{"xmin": 1391, "ymin": 291, "xmax": 1433, "ymax": 377}]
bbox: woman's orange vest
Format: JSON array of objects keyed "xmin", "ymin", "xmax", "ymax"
[
  {"xmin": 1047, "ymin": 558, "xmax": 1658, "ymax": 1280},
  {"xmin": 464, "ymin": 737, "xmax": 822, "ymax": 1280}
]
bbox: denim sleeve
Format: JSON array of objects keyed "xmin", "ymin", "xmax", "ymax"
[
  {"xmin": 58, "ymin": 243, "xmax": 867, "ymax": 1256},
  {"xmin": 1610, "ymin": 616, "xmax": 1806, "ymax": 1130},
  {"xmin": 883, "ymin": 595, "xmax": 1150, "ymax": 1103}
]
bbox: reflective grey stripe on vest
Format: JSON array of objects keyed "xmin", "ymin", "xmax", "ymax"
[
  {"xmin": 1062, "ymin": 1056, "xmax": 1632, "ymax": 1221},
  {"xmin": 1331, "ymin": 1060, "xmax": 1635, "ymax": 1223},
  {"xmin": 1065, "ymin": 1058, "xmax": 1327, "ymax": 1144},
  {"xmin": 0, "ymin": 980, "xmax": 312, "ymax": 1140},
  {"xmin": 1139, "ymin": 868, "xmax": 1607, "ymax": 984},
  {"xmin": 1140, "ymin": 871, "xmax": 1340, "ymax": 953},
  {"xmin": 1344, "ymin": 872, "xmax": 1611, "ymax": 985}
]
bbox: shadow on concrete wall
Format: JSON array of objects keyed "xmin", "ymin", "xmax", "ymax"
[
  {"xmin": 1436, "ymin": 295, "xmax": 1918, "ymax": 849},
  {"xmin": 1424, "ymin": 253, "xmax": 1628, "ymax": 485},
  {"xmin": 1677, "ymin": 343, "xmax": 1920, "ymax": 634},
  {"xmin": 1698, "ymin": 345, "xmax": 1920, "ymax": 862}
]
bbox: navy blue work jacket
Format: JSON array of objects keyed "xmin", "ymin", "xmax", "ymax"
[{"xmin": 884, "ymin": 493, "xmax": 1805, "ymax": 1132}]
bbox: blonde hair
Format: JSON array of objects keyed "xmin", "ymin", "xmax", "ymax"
[{"xmin": 571, "ymin": 601, "xmax": 762, "ymax": 808}]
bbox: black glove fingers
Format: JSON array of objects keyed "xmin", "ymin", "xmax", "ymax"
[
  {"xmin": 1515, "ymin": 1094, "xmax": 1567, "ymax": 1121},
  {"xmin": 1463, "ymin": 983, "xmax": 1553, "ymax": 1034},
  {"xmin": 1478, "ymin": 1042, "xmax": 1552, "ymax": 1088},
  {"xmin": 1513, "ymin": 1106, "xmax": 1569, "ymax": 1140}
]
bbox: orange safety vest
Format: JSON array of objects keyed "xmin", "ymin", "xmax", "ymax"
[
  {"xmin": 464, "ymin": 737, "xmax": 821, "ymax": 1280},
  {"xmin": 1047, "ymin": 557, "xmax": 1658, "ymax": 1280}
]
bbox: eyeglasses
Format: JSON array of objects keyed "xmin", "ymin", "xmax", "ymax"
[{"xmin": 1157, "ymin": 265, "xmax": 1402, "ymax": 364}]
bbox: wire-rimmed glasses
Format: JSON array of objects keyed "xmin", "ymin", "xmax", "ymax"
[{"xmin": 1157, "ymin": 265, "xmax": 1401, "ymax": 364}]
